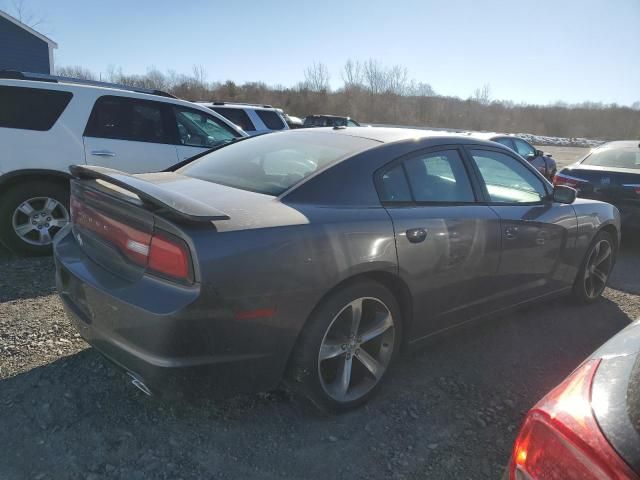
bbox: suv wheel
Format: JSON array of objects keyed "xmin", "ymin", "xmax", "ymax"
[
  {"xmin": 287, "ymin": 280, "xmax": 402, "ymax": 412},
  {"xmin": 0, "ymin": 181, "xmax": 70, "ymax": 256}
]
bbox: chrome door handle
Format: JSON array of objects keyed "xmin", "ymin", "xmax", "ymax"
[
  {"xmin": 406, "ymin": 228, "xmax": 427, "ymax": 243},
  {"xmin": 90, "ymin": 150, "xmax": 116, "ymax": 157}
]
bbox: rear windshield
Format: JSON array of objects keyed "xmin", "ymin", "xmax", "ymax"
[
  {"xmin": 582, "ymin": 145, "xmax": 640, "ymax": 170},
  {"xmin": 0, "ymin": 86, "xmax": 73, "ymax": 131},
  {"xmin": 178, "ymin": 131, "xmax": 377, "ymax": 196}
]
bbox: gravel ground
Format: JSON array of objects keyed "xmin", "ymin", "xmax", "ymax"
[
  {"xmin": 1, "ymin": 227, "xmax": 639, "ymax": 480},
  {"xmin": 534, "ymin": 145, "xmax": 590, "ymax": 169}
]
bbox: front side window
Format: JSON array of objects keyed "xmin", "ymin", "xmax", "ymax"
[
  {"xmin": 178, "ymin": 131, "xmax": 376, "ymax": 196},
  {"xmin": 174, "ymin": 107, "xmax": 238, "ymax": 148},
  {"xmin": 513, "ymin": 138, "xmax": 536, "ymax": 158},
  {"xmin": 347, "ymin": 120, "xmax": 360, "ymax": 127},
  {"xmin": 211, "ymin": 107, "xmax": 255, "ymax": 131},
  {"xmin": 403, "ymin": 150, "xmax": 475, "ymax": 202},
  {"xmin": 0, "ymin": 86, "xmax": 72, "ymax": 131},
  {"xmin": 470, "ymin": 149, "xmax": 547, "ymax": 203},
  {"xmin": 256, "ymin": 110, "xmax": 285, "ymax": 130},
  {"xmin": 85, "ymin": 96, "xmax": 173, "ymax": 143}
]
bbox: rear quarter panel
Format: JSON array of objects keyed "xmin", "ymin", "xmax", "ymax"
[
  {"xmin": 570, "ymin": 198, "xmax": 621, "ymax": 276},
  {"xmin": 191, "ymin": 204, "xmax": 397, "ymax": 385}
]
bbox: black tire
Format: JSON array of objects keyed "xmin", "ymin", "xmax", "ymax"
[
  {"xmin": 0, "ymin": 180, "xmax": 70, "ymax": 256},
  {"xmin": 572, "ymin": 230, "xmax": 616, "ymax": 304},
  {"xmin": 286, "ymin": 279, "xmax": 402, "ymax": 413}
]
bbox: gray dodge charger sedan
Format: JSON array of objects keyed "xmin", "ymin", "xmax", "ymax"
[{"xmin": 54, "ymin": 127, "xmax": 621, "ymax": 412}]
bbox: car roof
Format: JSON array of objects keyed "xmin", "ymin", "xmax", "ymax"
[
  {"xmin": 598, "ymin": 140, "xmax": 640, "ymax": 149},
  {"xmin": 306, "ymin": 114, "xmax": 352, "ymax": 119},
  {"xmin": 197, "ymin": 102, "xmax": 277, "ymax": 111},
  {"xmin": 283, "ymin": 126, "xmax": 505, "ymax": 147},
  {"xmin": 465, "ymin": 131, "xmax": 516, "ymax": 140}
]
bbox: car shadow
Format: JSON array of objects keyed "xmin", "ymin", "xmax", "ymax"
[
  {"xmin": 610, "ymin": 230, "xmax": 640, "ymax": 295},
  {"xmin": 0, "ymin": 293, "xmax": 635, "ymax": 480}
]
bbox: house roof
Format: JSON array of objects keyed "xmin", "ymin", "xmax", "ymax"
[{"xmin": 0, "ymin": 9, "xmax": 57, "ymax": 48}]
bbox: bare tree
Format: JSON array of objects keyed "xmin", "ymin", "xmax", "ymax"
[
  {"xmin": 473, "ymin": 84, "xmax": 491, "ymax": 105},
  {"xmin": 303, "ymin": 62, "xmax": 331, "ymax": 93},
  {"xmin": 386, "ymin": 65, "xmax": 409, "ymax": 95},
  {"xmin": 56, "ymin": 65, "xmax": 95, "ymax": 80},
  {"xmin": 407, "ymin": 80, "xmax": 435, "ymax": 97},
  {"xmin": 52, "ymin": 63, "xmax": 640, "ymax": 140},
  {"xmin": 9, "ymin": 0, "xmax": 45, "ymax": 27},
  {"xmin": 342, "ymin": 59, "xmax": 363, "ymax": 89},
  {"xmin": 362, "ymin": 58, "xmax": 388, "ymax": 95}
]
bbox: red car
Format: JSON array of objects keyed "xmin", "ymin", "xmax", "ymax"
[{"xmin": 506, "ymin": 319, "xmax": 640, "ymax": 479}]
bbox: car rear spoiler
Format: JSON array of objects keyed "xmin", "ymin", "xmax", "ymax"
[{"xmin": 69, "ymin": 165, "xmax": 230, "ymax": 222}]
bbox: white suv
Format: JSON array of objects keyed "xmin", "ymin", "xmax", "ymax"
[
  {"xmin": 0, "ymin": 71, "xmax": 247, "ymax": 255},
  {"xmin": 197, "ymin": 102, "xmax": 289, "ymax": 136}
]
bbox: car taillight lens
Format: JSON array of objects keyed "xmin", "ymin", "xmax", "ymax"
[
  {"xmin": 553, "ymin": 172, "xmax": 584, "ymax": 189},
  {"xmin": 509, "ymin": 359, "xmax": 639, "ymax": 480},
  {"xmin": 71, "ymin": 196, "xmax": 192, "ymax": 282},
  {"xmin": 148, "ymin": 234, "xmax": 190, "ymax": 280}
]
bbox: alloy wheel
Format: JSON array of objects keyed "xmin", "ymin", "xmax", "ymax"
[
  {"xmin": 584, "ymin": 239, "xmax": 613, "ymax": 299},
  {"xmin": 318, "ymin": 297, "xmax": 395, "ymax": 403},
  {"xmin": 11, "ymin": 197, "xmax": 69, "ymax": 246}
]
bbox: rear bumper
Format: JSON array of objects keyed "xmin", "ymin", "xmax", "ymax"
[{"xmin": 54, "ymin": 226, "xmax": 284, "ymax": 398}]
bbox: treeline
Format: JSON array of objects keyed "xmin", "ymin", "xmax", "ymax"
[{"xmin": 57, "ymin": 61, "xmax": 640, "ymax": 140}]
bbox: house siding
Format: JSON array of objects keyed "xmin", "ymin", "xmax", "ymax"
[{"xmin": 0, "ymin": 16, "xmax": 50, "ymax": 73}]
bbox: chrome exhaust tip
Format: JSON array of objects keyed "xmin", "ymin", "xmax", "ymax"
[{"xmin": 127, "ymin": 373, "xmax": 152, "ymax": 396}]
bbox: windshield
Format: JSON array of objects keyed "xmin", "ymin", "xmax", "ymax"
[
  {"xmin": 582, "ymin": 145, "xmax": 640, "ymax": 170},
  {"xmin": 177, "ymin": 131, "xmax": 377, "ymax": 195}
]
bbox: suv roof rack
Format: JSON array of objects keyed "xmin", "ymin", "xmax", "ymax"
[
  {"xmin": 210, "ymin": 101, "xmax": 274, "ymax": 109},
  {"xmin": 0, "ymin": 70, "xmax": 177, "ymax": 99}
]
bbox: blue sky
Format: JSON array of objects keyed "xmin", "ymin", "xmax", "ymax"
[{"xmin": 5, "ymin": 0, "xmax": 639, "ymax": 106}]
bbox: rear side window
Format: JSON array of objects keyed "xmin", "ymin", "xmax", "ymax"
[
  {"xmin": 404, "ymin": 150, "xmax": 475, "ymax": 202},
  {"xmin": 211, "ymin": 107, "xmax": 255, "ymax": 131},
  {"xmin": 0, "ymin": 86, "xmax": 72, "ymax": 131},
  {"xmin": 256, "ymin": 110, "xmax": 285, "ymax": 130},
  {"xmin": 379, "ymin": 164, "xmax": 412, "ymax": 202},
  {"xmin": 85, "ymin": 96, "xmax": 174, "ymax": 144},
  {"xmin": 303, "ymin": 117, "xmax": 326, "ymax": 127}
]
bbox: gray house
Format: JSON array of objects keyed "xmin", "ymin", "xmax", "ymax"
[{"xmin": 0, "ymin": 10, "xmax": 57, "ymax": 74}]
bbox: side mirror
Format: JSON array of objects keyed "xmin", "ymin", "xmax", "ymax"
[
  {"xmin": 535, "ymin": 149, "xmax": 544, "ymax": 157},
  {"xmin": 552, "ymin": 185, "xmax": 577, "ymax": 204}
]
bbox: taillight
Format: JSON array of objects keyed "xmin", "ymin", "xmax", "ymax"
[
  {"xmin": 71, "ymin": 195, "xmax": 192, "ymax": 282},
  {"xmin": 509, "ymin": 359, "xmax": 638, "ymax": 480},
  {"xmin": 553, "ymin": 171, "xmax": 584, "ymax": 189},
  {"xmin": 148, "ymin": 234, "xmax": 191, "ymax": 280}
]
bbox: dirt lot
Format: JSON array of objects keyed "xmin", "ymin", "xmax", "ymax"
[{"xmin": 1, "ymin": 143, "xmax": 638, "ymax": 480}]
